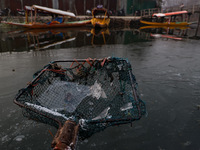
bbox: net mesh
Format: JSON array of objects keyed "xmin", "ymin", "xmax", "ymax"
[{"xmin": 15, "ymin": 57, "xmax": 146, "ymax": 137}]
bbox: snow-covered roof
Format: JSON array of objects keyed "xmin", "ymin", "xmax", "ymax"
[{"xmin": 32, "ymin": 5, "xmax": 76, "ymax": 18}]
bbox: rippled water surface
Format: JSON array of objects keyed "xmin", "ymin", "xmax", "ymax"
[{"xmin": 0, "ymin": 26, "xmax": 200, "ymax": 150}]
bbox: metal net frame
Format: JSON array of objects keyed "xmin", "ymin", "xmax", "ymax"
[{"xmin": 14, "ymin": 57, "xmax": 146, "ymax": 137}]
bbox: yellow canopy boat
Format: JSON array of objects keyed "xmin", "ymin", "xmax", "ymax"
[
  {"xmin": 91, "ymin": 5, "xmax": 110, "ymax": 28},
  {"xmin": 2, "ymin": 5, "xmax": 91, "ymax": 29},
  {"xmin": 140, "ymin": 11, "xmax": 191, "ymax": 27}
]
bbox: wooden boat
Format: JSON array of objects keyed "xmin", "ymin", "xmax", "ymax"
[
  {"xmin": 140, "ymin": 11, "xmax": 191, "ymax": 27},
  {"xmin": 2, "ymin": 5, "xmax": 91, "ymax": 29},
  {"xmin": 91, "ymin": 6, "xmax": 110, "ymax": 28}
]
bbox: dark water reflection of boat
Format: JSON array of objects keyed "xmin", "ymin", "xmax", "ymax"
[
  {"xmin": 23, "ymin": 29, "xmax": 78, "ymax": 50},
  {"xmin": 1, "ymin": 26, "xmax": 199, "ymax": 53},
  {"xmin": 91, "ymin": 28, "xmax": 110, "ymax": 45},
  {"xmin": 0, "ymin": 27, "xmax": 152, "ymax": 53},
  {"xmin": 1, "ymin": 28, "xmax": 91, "ymax": 51},
  {"xmin": 139, "ymin": 26, "xmax": 191, "ymax": 40}
]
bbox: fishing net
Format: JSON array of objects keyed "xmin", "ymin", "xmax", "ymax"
[{"xmin": 14, "ymin": 57, "xmax": 146, "ymax": 149}]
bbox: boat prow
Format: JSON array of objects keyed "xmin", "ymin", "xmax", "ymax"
[{"xmin": 91, "ymin": 6, "xmax": 110, "ymax": 28}]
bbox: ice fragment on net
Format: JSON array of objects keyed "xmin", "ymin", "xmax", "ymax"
[
  {"xmin": 90, "ymin": 80, "xmax": 107, "ymax": 99},
  {"xmin": 36, "ymin": 80, "xmax": 90, "ymax": 113},
  {"xmin": 120, "ymin": 102, "xmax": 133, "ymax": 111},
  {"xmin": 25, "ymin": 102, "xmax": 70, "ymax": 120},
  {"xmin": 92, "ymin": 107, "xmax": 110, "ymax": 120},
  {"xmin": 14, "ymin": 135, "xmax": 25, "ymax": 142}
]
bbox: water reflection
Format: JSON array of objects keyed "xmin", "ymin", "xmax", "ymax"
[
  {"xmin": 139, "ymin": 26, "xmax": 197, "ymax": 41},
  {"xmin": 0, "ymin": 28, "xmax": 89, "ymax": 52},
  {"xmin": 0, "ymin": 27, "xmax": 151, "ymax": 53},
  {"xmin": 0, "ymin": 26, "xmax": 199, "ymax": 53},
  {"xmin": 91, "ymin": 28, "xmax": 110, "ymax": 45}
]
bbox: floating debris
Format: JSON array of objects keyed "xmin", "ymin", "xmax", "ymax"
[
  {"xmin": 183, "ymin": 141, "xmax": 192, "ymax": 146},
  {"xmin": 14, "ymin": 135, "xmax": 25, "ymax": 142},
  {"xmin": 120, "ymin": 102, "xmax": 133, "ymax": 111}
]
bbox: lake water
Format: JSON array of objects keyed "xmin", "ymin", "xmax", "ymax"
[{"xmin": 0, "ymin": 26, "xmax": 200, "ymax": 150}]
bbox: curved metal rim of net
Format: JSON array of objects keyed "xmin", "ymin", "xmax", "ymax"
[{"xmin": 14, "ymin": 57, "xmax": 145, "ymax": 128}]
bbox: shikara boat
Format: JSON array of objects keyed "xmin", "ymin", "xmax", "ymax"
[
  {"xmin": 140, "ymin": 11, "xmax": 191, "ymax": 27},
  {"xmin": 91, "ymin": 5, "xmax": 110, "ymax": 28},
  {"xmin": 2, "ymin": 5, "xmax": 91, "ymax": 29}
]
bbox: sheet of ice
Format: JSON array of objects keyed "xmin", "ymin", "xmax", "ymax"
[
  {"xmin": 92, "ymin": 107, "xmax": 110, "ymax": 120},
  {"xmin": 36, "ymin": 80, "xmax": 107, "ymax": 113},
  {"xmin": 120, "ymin": 102, "xmax": 133, "ymax": 111},
  {"xmin": 25, "ymin": 102, "xmax": 69, "ymax": 120},
  {"xmin": 37, "ymin": 80, "xmax": 91, "ymax": 113},
  {"xmin": 90, "ymin": 81, "xmax": 107, "ymax": 99}
]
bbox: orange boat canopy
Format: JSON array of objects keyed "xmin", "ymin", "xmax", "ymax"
[{"xmin": 152, "ymin": 11, "xmax": 189, "ymax": 17}]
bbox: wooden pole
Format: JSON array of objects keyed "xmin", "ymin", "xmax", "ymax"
[
  {"xmin": 195, "ymin": 12, "xmax": 200, "ymax": 37},
  {"xmin": 193, "ymin": 5, "xmax": 194, "ymax": 14},
  {"xmin": 34, "ymin": 9, "xmax": 37, "ymax": 23},
  {"xmin": 31, "ymin": 9, "xmax": 33, "ymax": 24},
  {"xmin": 25, "ymin": 10, "xmax": 28, "ymax": 24},
  {"xmin": 108, "ymin": 0, "xmax": 110, "ymax": 11},
  {"xmin": 51, "ymin": 121, "xmax": 79, "ymax": 150},
  {"xmin": 84, "ymin": 0, "xmax": 86, "ymax": 15},
  {"xmin": 94, "ymin": 0, "xmax": 96, "ymax": 8},
  {"xmin": 74, "ymin": 4, "xmax": 78, "ymax": 15},
  {"xmin": 21, "ymin": 0, "xmax": 23, "ymax": 10}
]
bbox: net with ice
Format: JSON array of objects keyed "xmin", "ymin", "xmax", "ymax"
[{"xmin": 14, "ymin": 57, "xmax": 146, "ymax": 139}]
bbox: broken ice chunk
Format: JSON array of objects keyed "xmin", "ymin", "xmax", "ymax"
[
  {"xmin": 92, "ymin": 107, "xmax": 110, "ymax": 120},
  {"xmin": 120, "ymin": 102, "xmax": 133, "ymax": 111},
  {"xmin": 14, "ymin": 135, "xmax": 25, "ymax": 142},
  {"xmin": 90, "ymin": 81, "xmax": 107, "ymax": 99}
]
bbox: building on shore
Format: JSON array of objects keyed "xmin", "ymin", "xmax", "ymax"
[{"xmin": 0, "ymin": 0, "xmax": 157, "ymax": 16}]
